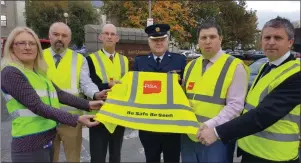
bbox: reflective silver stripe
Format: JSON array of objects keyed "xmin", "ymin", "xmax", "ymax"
[
  {"xmin": 254, "ymin": 130, "xmax": 299, "ymax": 142},
  {"xmin": 167, "ymin": 73, "xmax": 173, "ymax": 104},
  {"xmin": 184, "ymin": 59, "xmax": 197, "ymax": 87},
  {"xmin": 244, "ymin": 102, "xmax": 255, "ymax": 111},
  {"xmin": 3, "ymin": 90, "xmax": 57, "ymax": 101},
  {"xmin": 187, "ymin": 56, "xmax": 235, "ymax": 105},
  {"xmin": 95, "ymin": 52, "xmax": 108, "ymax": 83},
  {"xmin": 99, "ymin": 109, "xmax": 199, "ymax": 127},
  {"xmin": 245, "ymin": 102, "xmax": 299, "ymax": 124},
  {"xmin": 105, "ymin": 71, "xmax": 192, "ymax": 110},
  {"xmin": 9, "ymin": 109, "xmax": 38, "ymax": 120},
  {"xmin": 60, "ymin": 106, "xmax": 79, "ymax": 112},
  {"xmin": 62, "ymin": 89, "xmax": 79, "ymax": 95},
  {"xmin": 105, "ymin": 99, "xmax": 192, "ymax": 110},
  {"xmin": 186, "ymin": 93, "xmax": 194, "ymax": 100},
  {"xmin": 193, "ymin": 94, "xmax": 226, "ymax": 105},
  {"xmin": 196, "ymin": 115, "xmax": 210, "ymax": 122},
  {"xmin": 71, "ymin": 51, "xmax": 79, "ymax": 94},
  {"xmin": 259, "ymin": 63, "xmax": 300, "ymax": 102},
  {"xmin": 119, "ymin": 54, "xmax": 126, "ymax": 77}
]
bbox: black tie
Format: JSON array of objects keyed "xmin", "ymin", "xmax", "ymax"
[
  {"xmin": 202, "ymin": 59, "xmax": 210, "ymax": 75},
  {"xmin": 261, "ymin": 63, "xmax": 276, "ymax": 78},
  {"xmin": 54, "ymin": 54, "xmax": 62, "ymax": 68},
  {"xmin": 156, "ymin": 57, "xmax": 161, "ymax": 65}
]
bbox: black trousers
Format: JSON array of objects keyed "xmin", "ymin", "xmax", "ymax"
[
  {"xmin": 240, "ymin": 148, "xmax": 299, "ymax": 163},
  {"xmin": 139, "ymin": 130, "xmax": 181, "ymax": 163},
  {"xmin": 89, "ymin": 123, "xmax": 125, "ymax": 163}
]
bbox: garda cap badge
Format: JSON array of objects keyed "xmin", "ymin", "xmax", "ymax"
[{"xmin": 155, "ymin": 27, "xmax": 160, "ymax": 32}]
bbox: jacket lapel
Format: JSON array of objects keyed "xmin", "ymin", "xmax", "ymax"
[{"xmin": 147, "ymin": 53, "xmax": 158, "ymax": 69}]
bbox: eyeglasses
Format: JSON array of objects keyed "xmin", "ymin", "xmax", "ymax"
[
  {"xmin": 14, "ymin": 41, "xmax": 37, "ymax": 48},
  {"xmin": 102, "ymin": 32, "xmax": 117, "ymax": 37}
]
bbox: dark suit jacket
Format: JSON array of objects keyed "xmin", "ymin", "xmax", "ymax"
[
  {"xmin": 133, "ymin": 51, "xmax": 187, "ymax": 84},
  {"xmin": 216, "ymin": 54, "xmax": 301, "ymax": 160}
]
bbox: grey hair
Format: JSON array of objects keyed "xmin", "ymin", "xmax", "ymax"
[{"xmin": 263, "ymin": 16, "xmax": 295, "ymax": 40}]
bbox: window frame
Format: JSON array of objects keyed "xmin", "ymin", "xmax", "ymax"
[{"xmin": 1, "ymin": 15, "xmax": 7, "ymax": 27}]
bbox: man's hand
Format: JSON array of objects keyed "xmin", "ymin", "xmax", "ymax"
[
  {"xmin": 78, "ymin": 115, "xmax": 99, "ymax": 127},
  {"xmin": 196, "ymin": 123, "xmax": 208, "ymax": 138},
  {"xmin": 94, "ymin": 89, "xmax": 111, "ymax": 100},
  {"xmin": 109, "ymin": 80, "xmax": 122, "ymax": 88},
  {"xmin": 197, "ymin": 128, "xmax": 218, "ymax": 146},
  {"xmin": 88, "ymin": 100, "xmax": 104, "ymax": 110}
]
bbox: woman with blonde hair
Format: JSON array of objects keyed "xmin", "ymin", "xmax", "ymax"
[{"xmin": 1, "ymin": 26, "xmax": 104, "ymax": 162}]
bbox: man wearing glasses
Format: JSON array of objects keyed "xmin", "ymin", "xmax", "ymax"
[{"xmin": 86, "ymin": 24, "xmax": 129, "ymax": 163}]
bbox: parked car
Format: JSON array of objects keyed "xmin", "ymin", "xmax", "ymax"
[{"xmin": 248, "ymin": 57, "xmax": 268, "ymax": 89}]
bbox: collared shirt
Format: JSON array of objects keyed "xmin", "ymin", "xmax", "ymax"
[
  {"xmin": 270, "ymin": 51, "xmax": 291, "ymax": 66},
  {"xmin": 153, "ymin": 53, "xmax": 165, "ymax": 63},
  {"xmin": 203, "ymin": 49, "xmax": 248, "ymax": 128},
  {"xmin": 102, "ymin": 48, "xmax": 115, "ymax": 58},
  {"xmin": 50, "ymin": 47, "xmax": 99, "ymax": 99}
]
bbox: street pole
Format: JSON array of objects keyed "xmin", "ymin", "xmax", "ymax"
[{"xmin": 148, "ymin": 0, "xmax": 151, "ymax": 18}]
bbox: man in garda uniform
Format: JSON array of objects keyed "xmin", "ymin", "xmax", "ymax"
[
  {"xmin": 198, "ymin": 17, "xmax": 301, "ymax": 163},
  {"xmin": 86, "ymin": 23, "xmax": 129, "ymax": 163},
  {"xmin": 181, "ymin": 21, "xmax": 248, "ymax": 163},
  {"xmin": 133, "ymin": 24, "xmax": 187, "ymax": 163},
  {"xmin": 43, "ymin": 22, "xmax": 108, "ymax": 162}
]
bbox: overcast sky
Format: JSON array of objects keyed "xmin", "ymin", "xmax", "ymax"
[{"xmin": 246, "ymin": 1, "xmax": 300, "ymax": 29}]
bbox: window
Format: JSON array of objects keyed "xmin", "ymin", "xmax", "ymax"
[
  {"xmin": 1, "ymin": 15, "xmax": 7, "ymax": 26},
  {"xmin": 1, "ymin": 1, "xmax": 5, "ymax": 5}
]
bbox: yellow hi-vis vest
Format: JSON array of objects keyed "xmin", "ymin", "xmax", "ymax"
[
  {"xmin": 238, "ymin": 60, "xmax": 300, "ymax": 161},
  {"xmin": 43, "ymin": 48, "xmax": 84, "ymax": 115},
  {"xmin": 88, "ymin": 50, "xmax": 129, "ymax": 114},
  {"xmin": 2, "ymin": 64, "xmax": 60, "ymax": 137},
  {"xmin": 183, "ymin": 54, "xmax": 249, "ymax": 141},
  {"xmin": 94, "ymin": 71, "xmax": 199, "ymax": 134}
]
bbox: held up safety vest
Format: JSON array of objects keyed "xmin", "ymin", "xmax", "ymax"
[
  {"xmin": 94, "ymin": 71, "xmax": 199, "ymax": 134},
  {"xmin": 183, "ymin": 54, "xmax": 249, "ymax": 141},
  {"xmin": 238, "ymin": 60, "xmax": 300, "ymax": 161},
  {"xmin": 2, "ymin": 64, "xmax": 60, "ymax": 137},
  {"xmin": 88, "ymin": 50, "xmax": 129, "ymax": 114},
  {"xmin": 44, "ymin": 48, "xmax": 84, "ymax": 115}
]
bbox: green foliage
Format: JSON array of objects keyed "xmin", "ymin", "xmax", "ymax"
[
  {"xmin": 25, "ymin": 1, "xmax": 99, "ymax": 47},
  {"xmin": 101, "ymin": 0, "xmax": 258, "ymax": 50}
]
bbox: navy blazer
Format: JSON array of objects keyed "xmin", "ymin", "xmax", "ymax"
[{"xmin": 133, "ymin": 51, "xmax": 187, "ymax": 83}]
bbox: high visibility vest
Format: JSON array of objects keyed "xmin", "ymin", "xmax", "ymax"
[
  {"xmin": 238, "ymin": 60, "xmax": 300, "ymax": 161},
  {"xmin": 44, "ymin": 48, "xmax": 84, "ymax": 115},
  {"xmin": 2, "ymin": 64, "xmax": 60, "ymax": 137},
  {"xmin": 183, "ymin": 54, "xmax": 249, "ymax": 141},
  {"xmin": 88, "ymin": 50, "xmax": 129, "ymax": 114},
  {"xmin": 94, "ymin": 71, "xmax": 199, "ymax": 134}
]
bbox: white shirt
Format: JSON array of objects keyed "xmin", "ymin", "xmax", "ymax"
[
  {"xmin": 153, "ymin": 53, "xmax": 165, "ymax": 63},
  {"xmin": 102, "ymin": 48, "xmax": 115, "ymax": 58},
  {"xmin": 269, "ymin": 51, "xmax": 291, "ymax": 66},
  {"xmin": 50, "ymin": 47, "xmax": 99, "ymax": 99}
]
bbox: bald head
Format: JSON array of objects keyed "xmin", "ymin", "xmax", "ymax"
[
  {"xmin": 49, "ymin": 22, "xmax": 72, "ymax": 54},
  {"xmin": 102, "ymin": 24, "xmax": 117, "ymax": 34},
  {"xmin": 49, "ymin": 22, "xmax": 71, "ymax": 35},
  {"xmin": 99, "ymin": 23, "xmax": 119, "ymax": 52}
]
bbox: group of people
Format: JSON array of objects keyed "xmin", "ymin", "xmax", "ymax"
[{"xmin": 1, "ymin": 16, "xmax": 300, "ymax": 163}]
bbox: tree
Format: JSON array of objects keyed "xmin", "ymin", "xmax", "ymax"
[
  {"xmin": 101, "ymin": 1, "xmax": 195, "ymax": 47},
  {"xmin": 217, "ymin": 1, "xmax": 258, "ymax": 50},
  {"xmin": 25, "ymin": 1, "xmax": 99, "ymax": 46}
]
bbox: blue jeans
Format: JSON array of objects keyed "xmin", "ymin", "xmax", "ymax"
[{"xmin": 181, "ymin": 134, "xmax": 228, "ymax": 163}]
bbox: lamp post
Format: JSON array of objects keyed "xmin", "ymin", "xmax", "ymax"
[{"xmin": 63, "ymin": 12, "xmax": 69, "ymax": 24}]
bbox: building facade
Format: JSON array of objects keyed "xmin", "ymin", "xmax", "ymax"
[{"xmin": 1, "ymin": 1, "xmax": 26, "ymax": 37}]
